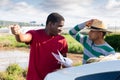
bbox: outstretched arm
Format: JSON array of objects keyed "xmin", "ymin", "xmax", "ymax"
[{"xmin": 10, "ymin": 24, "xmax": 32, "ymax": 43}]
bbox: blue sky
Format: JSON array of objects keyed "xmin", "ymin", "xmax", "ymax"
[{"xmin": 0, "ymin": 0, "xmax": 120, "ymax": 28}]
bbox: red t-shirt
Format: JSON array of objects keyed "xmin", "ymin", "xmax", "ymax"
[{"xmin": 26, "ymin": 29, "xmax": 68, "ymax": 80}]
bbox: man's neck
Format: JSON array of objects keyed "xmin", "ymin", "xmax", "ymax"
[
  {"xmin": 45, "ymin": 27, "xmax": 50, "ymax": 35},
  {"xmin": 94, "ymin": 39, "xmax": 105, "ymax": 45}
]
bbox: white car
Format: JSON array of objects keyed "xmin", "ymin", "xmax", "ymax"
[{"xmin": 44, "ymin": 60, "xmax": 120, "ymax": 80}]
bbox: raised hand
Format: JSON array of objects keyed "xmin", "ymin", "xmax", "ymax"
[
  {"xmin": 10, "ymin": 24, "xmax": 21, "ymax": 35},
  {"xmin": 85, "ymin": 19, "xmax": 97, "ymax": 27}
]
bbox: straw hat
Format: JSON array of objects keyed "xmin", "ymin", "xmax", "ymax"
[{"xmin": 87, "ymin": 19, "xmax": 112, "ymax": 33}]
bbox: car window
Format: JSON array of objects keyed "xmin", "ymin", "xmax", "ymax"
[{"xmin": 75, "ymin": 71, "xmax": 120, "ymax": 80}]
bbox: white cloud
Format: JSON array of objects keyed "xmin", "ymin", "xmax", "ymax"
[
  {"xmin": 9, "ymin": 2, "xmax": 40, "ymax": 15},
  {"xmin": 104, "ymin": 0, "xmax": 120, "ymax": 18},
  {"xmin": 39, "ymin": 0, "xmax": 93, "ymax": 12},
  {"xmin": 0, "ymin": 0, "xmax": 94, "ymax": 25},
  {"xmin": 0, "ymin": 1, "xmax": 48, "ymax": 23},
  {"xmin": 0, "ymin": 0, "xmax": 10, "ymax": 6},
  {"xmin": 106, "ymin": 0, "xmax": 120, "ymax": 9},
  {"xmin": 0, "ymin": 0, "xmax": 119, "ymax": 27}
]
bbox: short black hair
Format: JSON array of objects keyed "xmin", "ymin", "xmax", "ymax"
[{"xmin": 46, "ymin": 12, "xmax": 64, "ymax": 25}]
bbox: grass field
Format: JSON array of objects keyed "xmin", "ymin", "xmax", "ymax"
[{"xmin": 0, "ymin": 33, "xmax": 84, "ymax": 53}]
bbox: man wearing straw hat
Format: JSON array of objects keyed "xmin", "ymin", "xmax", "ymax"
[{"xmin": 69, "ymin": 19, "xmax": 115, "ymax": 64}]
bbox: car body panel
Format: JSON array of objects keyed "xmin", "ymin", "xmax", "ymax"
[{"xmin": 45, "ymin": 60, "xmax": 120, "ymax": 80}]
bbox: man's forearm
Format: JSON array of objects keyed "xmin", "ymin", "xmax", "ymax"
[
  {"xmin": 69, "ymin": 22, "xmax": 86, "ymax": 36},
  {"xmin": 14, "ymin": 33, "xmax": 25, "ymax": 42}
]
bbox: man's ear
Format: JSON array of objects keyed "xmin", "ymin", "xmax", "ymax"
[{"xmin": 100, "ymin": 31, "xmax": 104, "ymax": 37}]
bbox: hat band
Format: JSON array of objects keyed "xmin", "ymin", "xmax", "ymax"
[{"xmin": 91, "ymin": 26, "xmax": 105, "ymax": 30}]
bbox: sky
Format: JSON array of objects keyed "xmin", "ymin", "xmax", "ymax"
[{"xmin": 0, "ymin": 0, "xmax": 120, "ymax": 28}]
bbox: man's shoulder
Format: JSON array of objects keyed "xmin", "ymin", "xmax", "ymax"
[
  {"xmin": 36, "ymin": 29, "xmax": 45, "ymax": 32},
  {"xmin": 28, "ymin": 29, "xmax": 44, "ymax": 33}
]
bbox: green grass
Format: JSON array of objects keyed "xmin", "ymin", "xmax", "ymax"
[
  {"xmin": 0, "ymin": 64, "xmax": 27, "ymax": 80},
  {"xmin": 0, "ymin": 34, "xmax": 84, "ymax": 53},
  {"xmin": 0, "ymin": 34, "xmax": 28, "ymax": 48},
  {"xmin": 1, "ymin": 33, "xmax": 120, "ymax": 53},
  {"xmin": 63, "ymin": 34, "xmax": 84, "ymax": 53}
]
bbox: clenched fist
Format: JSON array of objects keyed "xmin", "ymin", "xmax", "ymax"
[
  {"xmin": 10, "ymin": 24, "xmax": 21, "ymax": 35},
  {"xmin": 85, "ymin": 19, "xmax": 98, "ymax": 27}
]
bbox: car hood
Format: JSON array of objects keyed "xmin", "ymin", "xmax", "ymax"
[{"xmin": 45, "ymin": 60, "xmax": 120, "ymax": 80}]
